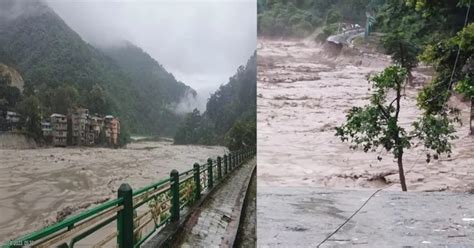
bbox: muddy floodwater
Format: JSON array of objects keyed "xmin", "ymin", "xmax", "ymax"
[
  {"xmin": 257, "ymin": 39, "xmax": 474, "ymax": 192},
  {"xmin": 0, "ymin": 141, "xmax": 226, "ymax": 242}
]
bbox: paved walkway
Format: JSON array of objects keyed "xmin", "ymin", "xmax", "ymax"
[
  {"xmin": 179, "ymin": 158, "xmax": 256, "ymax": 248},
  {"xmin": 258, "ymin": 186, "xmax": 474, "ymax": 247}
]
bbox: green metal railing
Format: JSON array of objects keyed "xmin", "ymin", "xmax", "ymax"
[{"xmin": 3, "ymin": 147, "xmax": 256, "ymax": 248}]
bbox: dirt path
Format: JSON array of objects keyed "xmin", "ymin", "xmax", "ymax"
[
  {"xmin": 257, "ymin": 39, "xmax": 474, "ymax": 192},
  {"xmin": 0, "ymin": 141, "xmax": 226, "ymax": 243}
]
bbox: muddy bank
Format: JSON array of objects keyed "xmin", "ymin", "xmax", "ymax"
[
  {"xmin": 0, "ymin": 141, "xmax": 226, "ymax": 242},
  {"xmin": 0, "ymin": 132, "xmax": 37, "ymax": 149},
  {"xmin": 257, "ymin": 39, "xmax": 474, "ymax": 192}
]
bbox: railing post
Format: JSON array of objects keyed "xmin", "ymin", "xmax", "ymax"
[
  {"xmin": 170, "ymin": 169, "xmax": 180, "ymax": 222},
  {"xmin": 193, "ymin": 163, "xmax": 201, "ymax": 201},
  {"xmin": 223, "ymin": 154, "xmax": 228, "ymax": 175},
  {"xmin": 207, "ymin": 158, "xmax": 213, "ymax": 189},
  {"xmin": 217, "ymin": 156, "xmax": 222, "ymax": 181},
  {"xmin": 117, "ymin": 183, "xmax": 134, "ymax": 248},
  {"xmin": 233, "ymin": 152, "xmax": 236, "ymax": 169},
  {"xmin": 237, "ymin": 151, "xmax": 241, "ymax": 165}
]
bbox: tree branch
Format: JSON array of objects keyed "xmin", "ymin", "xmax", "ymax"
[{"xmin": 377, "ymin": 103, "xmax": 391, "ymax": 120}]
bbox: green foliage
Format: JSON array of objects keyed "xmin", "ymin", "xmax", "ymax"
[
  {"xmin": 225, "ymin": 120, "xmax": 256, "ymax": 151},
  {"xmin": 174, "ymin": 54, "xmax": 256, "ymax": 149},
  {"xmin": 100, "ymin": 43, "xmax": 195, "ymax": 136},
  {"xmin": 412, "ymin": 114, "xmax": 458, "ymax": 154},
  {"xmin": 0, "ymin": 73, "xmax": 22, "ymax": 109},
  {"xmin": 258, "ymin": 1, "xmax": 314, "ymax": 37},
  {"xmin": 87, "ymin": 84, "xmax": 110, "ymax": 115},
  {"xmin": 0, "ymin": 1, "xmax": 194, "ymax": 137},
  {"xmin": 376, "ymin": 0, "xmax": 473, "ymax": 135},
  {"xmin": 336, "ymin": 66, "xmax": 457, "ymax": 190},
  {"xmin": 258, "ymin": 0, "xmax": 372, "ymax": 38},
  {"xmin": 118, "ymin": 123, "xmax": 131, "ymax": 148},
  {"xmin": 174, "ymin": 109, "xmax": 216, "ymax": 145},
  {"xmin": 381, "ymin": 32, "xmax": 420, "ymax": 73},
  {"xmin": 336, "ymin": 66, "xmax": 410, "ymax": 157},
  {"xmin": 50, "ymin": 85, "xmax": 79, "ymax": 115},
  {"xmin": 419, "ymin": 23, "xmax": 474, "ymax": 102},
  {"xmin": 15, "ymin": 95, "xmax": 43, "ymax": 140}
]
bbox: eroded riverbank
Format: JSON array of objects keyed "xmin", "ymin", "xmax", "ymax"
[
  {"xmin": 0, "ymin": 141, "xmax": 226, "ymax": 242},
  {"xmin": 257, "ymin": 39, "xmax": 474, "ymax": 192}
]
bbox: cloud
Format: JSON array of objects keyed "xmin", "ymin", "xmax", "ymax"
[{"xmin": 45, "ymin": 0, "xmax": 256, "ymax": 96}]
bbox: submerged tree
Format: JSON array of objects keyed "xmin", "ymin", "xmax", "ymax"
[{"xmin": 336, "ymin": 66, "xmax": 457, "ymax": 191}]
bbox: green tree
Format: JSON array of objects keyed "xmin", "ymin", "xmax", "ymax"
[
  {"xmin": 118, "ymin": 123, "xmax": 131, "ymax": 148},
  {"xmin": 50, "ymin": 85, "xmax": 79, "ymax": 114},
  {"xmin": 225, "ymin": 120, "xmax": 257, "ymax": 151},
  {"xmin": 87, "ymin": 84, "xmax": 110, "ymax": 115},
  {"xmin": 173, "ymin": 109, "xmax": 203, "ymax": 144},
  {"xmin": 336, "ymin": 66, "xmax": 457, "ymax": 191},
  {"xmin": 382, "ymin": 32, "xmax": 420, "ymax": 83},
  {"xmin": 16, "ymin": 95, "xmax": 43, "ymax": 140},
  {"xmin": 419, "ymin": 23, "xmax": 474, "ymax": 134},
  {"xmin": 0, "ymin": 73, "xmax": 22, "ymax": 109}
]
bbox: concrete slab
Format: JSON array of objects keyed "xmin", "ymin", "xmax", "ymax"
[{"xmin": 258, "ymin": 186, "xmax": 474, "ymax": 247}]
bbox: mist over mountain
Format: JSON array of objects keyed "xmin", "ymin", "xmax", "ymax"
[
  {"xmin": 0, "ymin": 0, "xmax": 199, "ymax": 136},
  {"xmin": 45, "ymin": 0, "xmax": 257, "ymax": 96},
  {"xmin": 174, "ymin": 53, "xmax": 256, "ymax": 150}
]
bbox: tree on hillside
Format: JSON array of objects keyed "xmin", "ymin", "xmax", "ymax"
[
  {"xmin": 0, "ymin": 73, "xmax": 22, "ymax": 109},
  {"xmin": 382, "ymin": 32, "xmax": 420, "ymax": 84},
  {"xmin": 419, "ymin": 23, "xmax": 474, "ymax": 134},
  {"xmin": 50, "ymin": 85, "xmax": 79, "ymax": 114},
  {"xmin": 174, "ymin": 109, "xmax": 205, "ymax": 145},
  {"xmin": 225, "ymin": 120, "xmax": 257, "ymax": 151},
  {"xmin": 87, "ymin": 84, "xmax": 110, "ymax": 115},
  {"xmin": 16, "ymin": 95, "xmax": 43, "ymax": 140},
  {"xmin": 336, "ymin": 66, "xmax": 457, "ymax": 191}
]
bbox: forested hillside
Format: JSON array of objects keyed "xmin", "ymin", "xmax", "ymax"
[
  {"xmin": 257, "ymin": 0, "xmax": 374, "ymax": 38},
  {"xmin": 0, "ymin": 0, "xmax": 194, "ymax": 137},
  {"xmin": 374, "ymin": 0, "xmax": 474, "ymax": 135},
  {"xmin": 174, "ymin": 53, "xmax": 256, "ymax": 150},
  {"xmin": 100, "ymin": 42, "xmax": 196, "ymax": 135}
]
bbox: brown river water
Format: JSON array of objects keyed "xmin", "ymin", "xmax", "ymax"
[
  {"xmin": 257, "ymin": 39, "xmax": 474, "ymax": 192},
  {"xmin": 0, "ymin": 141, "xmax": 226, "ymax": 242}
]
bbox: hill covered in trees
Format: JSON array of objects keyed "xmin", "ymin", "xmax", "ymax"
[
  {"xmin": 99, "ymin": 42, "xmax": 196, "ymax": 136},
  {"xmin": 257, "ymin": 0, "xmax": 375, "ymax": 38},
  {"xmin": 374, "ymin": 0, "xmax": 474, "ymax": 135},
  {"xmin": 0, "ymin": 0, "xmax": 195, "ymax": 138},
  {"xmin": 174, "ymin": 53, "xmax": 256, "ymax": 150}
]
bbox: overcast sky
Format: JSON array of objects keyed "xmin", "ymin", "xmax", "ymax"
[{"xmin": 45, "ymin": 0, "xmax": 256, "ymax": 96}]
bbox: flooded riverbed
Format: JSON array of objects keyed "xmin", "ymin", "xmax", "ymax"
[
  {"xmin": 0, "ymin": 141, "xmax": 226, "ymax": 242},
  {"xmin": 257, "ymin": 39, "xmax": 474, "ymax": 192}
]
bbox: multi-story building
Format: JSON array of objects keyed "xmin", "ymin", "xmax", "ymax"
[
  {"xmin": 104, "ymin": 115, "xmax": 120, "ymax": 146},
  {"xmin": 41, "ymin": 121, "xmax": 52, "ymax": 136},
  {"xmin": 5, "ymin": 111, "xmax": 21, "ymax": 131},
  {"xmin": 110, "ymin": 118, "xmax": 120, "ymax": 145},
  {"xmin": 69, "ymin": 108, "xmax": 89, "ymax": 145},
  {"xmin": 89, "ymin": 116, "xmax": 104, "ymax": 144},
  {"xmin": 44, "ymin": 109, "xmax": 119, "ymax": 147},
  {"xmin": 41, "ymin": 121, "xmax": 53, "ymax": 143},
  {"xmin": 51, "ymin": 113, "xmax": 67, "ymax": 147}
]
